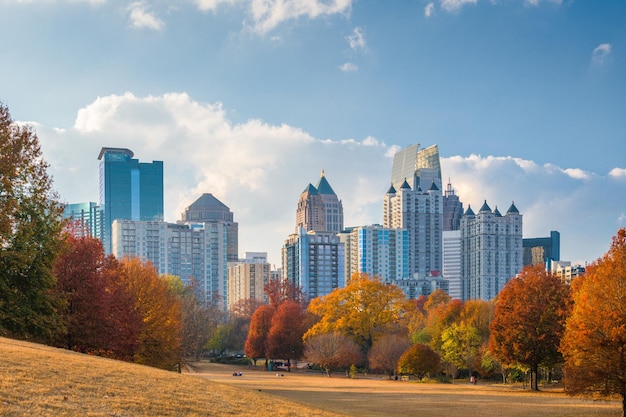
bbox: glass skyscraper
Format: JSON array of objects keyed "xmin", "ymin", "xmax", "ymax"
[{"xmin": 98, "ymin": 147, "xmax": 163, "ymax": 254}]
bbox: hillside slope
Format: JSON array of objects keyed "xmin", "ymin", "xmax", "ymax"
[{"xmin": 0, "ymin": 337, "xmax": 342, "ymax": 417}]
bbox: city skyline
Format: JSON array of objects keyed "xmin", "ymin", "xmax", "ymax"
[{"xmin": 1, "ymin": 1, "xmax": 624, "ymax": 267}]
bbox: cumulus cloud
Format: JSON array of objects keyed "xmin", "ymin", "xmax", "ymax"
[
  {"xmin": 347, "ymin": 27, "xmax": 366, "ymax": 51},
  {"xmin": 127, "ymin": 2, "xmax": 164, "ymax": 30},
  {"xmin": 247, "ymin": 0, "xmax": 352, "ymax": 34},
  {"xmin": 339, "ymin": 62, "xmax": 358, "ymax": 72},
  {"xmin": 592, "ymin": 43, "xmax": 612, "ymax": 65},
  {"xmin": 195, "ymin": 0, "xmax": 243, "ymax": 12},
  {"xmin": 440, "ymin": 0, "xmax": 477, "ymax": 13},
  {"xmin": 35, "ymin": 93, "xmax": 623, "ymax": 266}
]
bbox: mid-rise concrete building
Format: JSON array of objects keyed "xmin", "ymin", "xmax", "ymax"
[
  {"xmin": 460, "ymin": 201, "xmax": 523, "ymax": 301},
  {"xmin": 548, "ymin": 259, "xmax": 585, "ymax": 284},
  {"xmin": 443, "ymin": 229, "xmax": 462, "ymax": 299},
  {"xmin": 227, "ymin": 253, "xmax": 271, "ymax": 311}
]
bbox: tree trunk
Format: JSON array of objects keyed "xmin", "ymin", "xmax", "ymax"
[
  {"xmin": 622, "ymin": 392, "xmax": 625, "ymax": 417},
  {"xmin": 530, "ymin": 365, "xmax": 539, "ymax": 391}
]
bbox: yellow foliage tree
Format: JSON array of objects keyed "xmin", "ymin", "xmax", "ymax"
[
  {"xmin": 118, "ymin": 258, "xmax": 182, "ymax": 370},
  {"xmin": 305, "ymin": 273, "xmax": 406, "ymax": 349}
]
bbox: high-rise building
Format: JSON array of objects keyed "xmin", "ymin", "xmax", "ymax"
[
  {"xmin": 180, "ymin": 193, "xmax": 238, "ymax": 262},
  {"xmin": 227, "ymin": 253, "xmax": 270, "ymax": 311},
  {"xmin": 443, "ymin": 180, "xmax": 463, "ymax": 231},
  {"xmin": 98, "ymin": 147, "xmax": 163, "ymax": 254},
  {"xmin": 460, "ymin": 201, "xmax": 523, "ymax": 301},
  {"xmin": 282, "ymin": 227, "xmax": 344, "ymax": 300},
  {"xmin": 111, "ymin": 194, "xmax": 236, "ymax": 308},
  {"xmin": 523, "ymin": 231, "xmax": 560, "ymax": 266},
  {"xmin": 442, "ymin": 230, "xmax": 462, "ymax": 299},
  {"xmin": 383, "ymin": 178, "xmax": 443, "ymax": 279},
  {"xmin": 63, "ymin": 202, "xmax": 105, "ymax": 241},
  {"xmin": 339, "ymin": 225, "xmax": 409, "ymax": 283},
  {"xmin": 295, "ymin": 170, "xmax": 343, "ymax": 234},
  {"xmin": 390, "ymin": 144, "xmax": 442, "ymax": 191}
]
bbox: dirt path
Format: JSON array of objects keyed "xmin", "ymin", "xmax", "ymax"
[{"xmin": 188, "ymin": 362, "xmax": 620, "ymax": 417}]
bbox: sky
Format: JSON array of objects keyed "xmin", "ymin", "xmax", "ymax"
[{"xmin": 1, "ymin": 0, "xmax": 624, "ymax": 267}]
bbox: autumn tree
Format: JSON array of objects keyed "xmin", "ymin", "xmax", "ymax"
[
  {"xmin": 368, "ymin": 334, "xmax": 412, "ymax": 378},
  {"xmin": 0, "ymin": 103, "xmax": 65, "ymax": 342},
  {"xmin": 264, "ymin": 278, "xmax": 306, "ymax": 309},
  {"xmin": 304, "ymin": 332, "xmax": 362, "ymax": 377},
  {"xmin": 244, "ymin": 304, "xmax": 275, "ymax": 366},
  {"xmin": 118, "ymin": 258, "xmax": 182, "ymax": 370},
  {"xmin": 561, "ymin": 228, "xmax": 626, "ymax": 415},
  {"xmin": 179, "ymin": 286, "xmax": 211, "ymax": 361},
  {"xmin": 489, "ymin": 264, "xmax": 571, "ymax": 391},
  {"xmin": 397, "ymin": 343, "xmax": 441, "ymax": 378},
  {"xmin": 265, "ymin": 300, "xmax": 307, "ymax": 369},
  {"xmin": 306, "ymin": 273, "xmax": 406, "ymax": 349}
]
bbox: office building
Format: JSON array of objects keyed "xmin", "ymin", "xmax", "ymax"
[
  {"xmin": 460, "ymin": 201, "xmax": 523, "ymax": 301},
  {"xmin": 63, "ymin": 202, "xmax": 105, "ymax": 241},
  {"xmin": 443, "ymin": 180, "xmax": 463, "ymax": 231},
  {"xmin": 390, "ymin": 271, "xmax": 449, "ymax": 300},
  {"xmin": 295, "ymin": 170, "xmax": 344, "ymax": 234},
  {"xmin": 390, "ymin": 144, "xmax": 442, "ymax": 191},
  {"xmin": 339, "ymin": 225, "xmax": 409, "ymax": 283},
  {"xmin": 443, "ymin": 230, "xmax": 462, "ymax": 299},
  {"xmin": 282, "ymin": 227, "xmax": 344, "ymax": 301},
  {"xmin": 98, "ymin": 147, "xmax": 163, "ymax": 254},
  {"xmin": 227, "ymin": 253, "xmax": 271, "ymax": 311},
  {"xmin": 523, "ymin": 231, "xmax": 560, "ymax": 266}
]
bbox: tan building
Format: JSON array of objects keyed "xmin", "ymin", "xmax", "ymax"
[
  {"xmin": 227, "ymin": 253, "xmax": 270, "ymax": 311},
  {"xmin": 295, "ymin": 170, "xmax": 344, "ymax": 234}
]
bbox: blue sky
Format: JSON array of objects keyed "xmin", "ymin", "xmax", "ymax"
[{"xmin": 1, "ymin": 0, "xmax": 624, "ymax": 267}]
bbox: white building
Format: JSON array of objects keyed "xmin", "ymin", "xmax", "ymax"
[
  {"xmin": 227, "ymin": 254, "xmax": 271, "ymax": 311},
  {"xmin": 443, "ymin": 230, "xmax": 462, "ymax": 300},
  {"xmin": 548, "ymin": 260, "xmax": 585, "ymax": 285},
  {"xmin": 460, "ymin": 201, "xmax": 523, "ymax": 301}
]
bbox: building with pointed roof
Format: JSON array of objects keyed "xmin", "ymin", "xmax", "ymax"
[
  {"xmin": 460, "ymin": 200, "xmax": 523, "ymax": 301},
  {"xmin": 295, "ymin": 170, "xmax": 344, "ymax": 234},
  {"xmin": 390, "ymin": 143, "xmax": 442, "ymax": 191}
]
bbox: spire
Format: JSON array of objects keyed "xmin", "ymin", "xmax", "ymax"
[
  {"xmin": 464, "ymin": 205, "xmax": 475, "ymax": 216},
  {"xmin": 507, "ymin": 201, "xmax": 520, "ymax": 214},
  {"xmin": 316, "ymin": 171, "xmax": 336, "ymax": 195},
  {"xmin": 494, "ymin": 206, "xmax": 502, "ymax": 217},
  {"xmin": 479, "ymin": 200, "xmax": 491, "ymax": 213},
  {"xmin": 301, "ymin": 183, "xmax": 319, "ymax": 194},
  {"xmin": 429, "ymin": 181, "xmax": 440, "ymax": 192},
  {"xmin": 387, "ymin": 183, "xmax": 397, "ymax": 195},
  {"xmin": 400, "ymin": 178, "xmax": 411, "ymax": 190}
]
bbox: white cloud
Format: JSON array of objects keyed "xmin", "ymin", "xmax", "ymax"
[
  {"xmin": 127, "ymin": 2, "xmax": 164, "ymax": 30},
  {"xmin": 36, "ymin": 93, "xmax": 624, "ymax": 267},
  {"xmin": 424, "ymin": 2, "xmax": 435, "ymax": 17},
  {"xmin": 347, "ymin": 27, "xmax": 366, "ymax": 51},
  {"xmin": 440, "ymin": 0, "xmax": 477, "ymax": 13},
  {"xmin": 592, "ymin": 43, "xmax": 612, "ymax": 65},
  {"xmin": 195, "ymin": 0, "xmax": 243, "ymax": 12},
  {"xmin": 247, "ymin": 0, "xmax": 352, "ymax": 34},
  {"xmin": 339, "ymin": 62, "xmax": 358, "ymax": 72}
]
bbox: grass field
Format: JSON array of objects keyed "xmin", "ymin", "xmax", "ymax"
[{"xmin": 0, "ymin": 336, "xmax": 621, "ymax": 417}]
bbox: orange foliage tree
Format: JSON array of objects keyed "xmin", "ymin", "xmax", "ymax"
[
  {"xmin": 118, "ymin": 258, "xmax": 182, "ymax": 370},
  {"xmin": 397, "ymin": 343, "xmax": 441, "ymax": 378},
  {"xmin": 489, "ymin": 264, "xmax": 571, "ymax": 390},
  {"xmin": 244, "ymin": 304, "xmax": 275, "ymax": 366},
  {"xmin": 561, "ymin": 228, "xmax": 626, "ymax": 415},
  {"xmin": 305, "ymin": 273, "xmax": 406, "ymax": 349}
]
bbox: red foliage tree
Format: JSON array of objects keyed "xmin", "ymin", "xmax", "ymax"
[
  {"xmin": 265, "ymin": 300, "xmax": 307, "ymax": 369},
  {"xmin": 264, "ymin": 278, "xmax": 306, "ymax": 309},
  {"xmin": 489, "ymin": 264, "xmax": 571, "ymax": 390},
  {"xmin": 244, "ymin": 304, "xmax": 275, "ymax": 366}
]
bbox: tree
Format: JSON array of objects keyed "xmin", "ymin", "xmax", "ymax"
[
  {"xmin": 265, "ymin": 300, "xmax": 307, "ymax": 369},
  {"xmin": 397, "ymin": 343, "xmax": 441, "ymax": 378},
  {"xmin": 561, "ymin": 228, "xmax": 626, "ymax": 416},
  {"xmin": 440, "ymin": 323, "xmax": 482, "ymax": 379},
  {"xmin": 368, "ymin": 334, "xmax": 412, "ymax": 378},
  {"xmin": 179, "ymin": 286, "xmax": 211, "ymax": 361},
  {"xmin": 304, "ymin": 332, "xmax": 362, "ymax": 377},
  {"xmin": 244, "ymin": 304, "xmax": 275, "ymax": 366},
  {"xmin": 118, "ymin": 258, "xmax": 182, "ymax": 370},
  {"xmin": 264, "ymin": 278, "xmax": 306, "ymax": 309},
  {"xmin": 306, "ymin": 273, "xmax": 406, "ymax": 349},
  {"xmin": 0, "ymin": 103, "xmax": 65, "ymax": 342},
  {"xmin": 489, "ymin": 264, "xmax": 571, "ymax": 391}
]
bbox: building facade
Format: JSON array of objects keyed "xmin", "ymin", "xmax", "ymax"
[
  {"xmin": 295, "ymin": 170, "xmax": 344, "ymax": 234},
  {"xmin": 63, "ymin": 202, "xmax": 105, "ymax": 241},
  {"xmin": 390, "ymin": 144, "xmax": 442, "ymax": 191},
  {"xmin": 460, "ymin": 201, "xmax": 523, "ymax": 301},
  {"xmin": 339, "ymin": 225, "xmax": 409, "ymax": 283},
  {"xmin": 523, "ymin": 230, "xmax": 560, "ymax": 266},
  {"xmin": 443, "ymin": 180, "xmax": 463, "ymax": 232},
  {"xmin": 98, "ymin": 147, "xmax": 163, "ymax": 254},
  {"xmin": 383, "ymin": 179, "xmax": 443, "ymax": 279},
  {"xmin": 442, "ymin": 229, "xmax": 462, "ymax": 299},
  {"xmin": 227, "ymin": 253, "xmax": 271, "ymax": 311},
  {"xmin": 282, "ymin": 227, "xmax": 344, "ymax": 301}
]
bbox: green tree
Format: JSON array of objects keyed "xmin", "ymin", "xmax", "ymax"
[
  {"xmin": 561, "ymin": 228, "xmax": 626, "ymax": 416},
  {"xmin": 306, "ymin": 273, "xmax": 406, "ymax": 349},
  {"xmin": 440, "ymin": 323, "xmax": 482, "ymax": 379},
  {"xmin": 489, "ymin": 264, "xmax": 571, "ymax": 391},
  {"xmin": 0, "ymin": 103, "xmax": 65, "ymax": 342}
]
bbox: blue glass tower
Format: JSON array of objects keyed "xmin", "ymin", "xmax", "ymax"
[{"xmin": 98, "ymin": 147, "xmax": 163, "ymax": 254}]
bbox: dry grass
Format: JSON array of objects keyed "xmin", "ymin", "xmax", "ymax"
[
  {"xmin": 0, "ymin": 337, "xmax": 344, "ymax": 417},
  {"xmin": 190, "ymin": 362, "xmax": 623, "ymax": 417}
]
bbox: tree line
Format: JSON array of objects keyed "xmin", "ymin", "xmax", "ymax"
[{"xmin": 3, "ymin": 102, "xmax": 626, "ymax": 415}]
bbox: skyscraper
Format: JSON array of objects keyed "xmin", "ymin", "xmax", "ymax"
[
  {"xmin": 443, "ymin": 180, "xmax": 463, "ymax": 232},
  {"xmin": 98, "ymin": 147, "xmax": 163, "ymax": 254},
  {"xmin": 460, "ymin": 201, "xmax": 523, "ymax": 301},
  {"xmin": 63, "ymin": 202, "xmax": 105, "ymax": 241},
  {"xmin": 523, "ymin": 230, "xmax": 560, "ymax": 266},
  {"xmin": 383, "ymin": 175, "xmax": 443, "ymax": 279},
  {"xmin": 295, "ymin": 170, "xmax": 344, "ymax": 234},
  {"xmin": 390, "ymin": 144, "xmax": 442, "ymax": 191}
]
